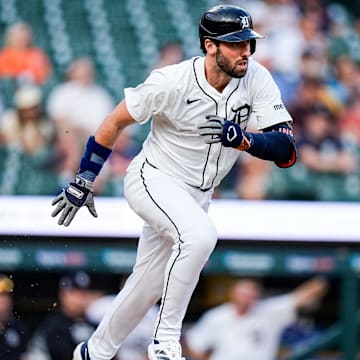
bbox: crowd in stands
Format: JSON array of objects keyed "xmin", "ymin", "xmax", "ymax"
[{"xmin": 0, "ymin": 0, "xmax": 359, "ymax": 201}]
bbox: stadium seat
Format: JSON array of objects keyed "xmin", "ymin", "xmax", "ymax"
[{"xmin": 0, "ymin": 145, "xmax": 60, "ymax": 195}]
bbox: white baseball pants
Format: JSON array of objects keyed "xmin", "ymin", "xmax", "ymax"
[{"xmin": 88, "ymin": 153, "xmax": 218, "ymax": 360}]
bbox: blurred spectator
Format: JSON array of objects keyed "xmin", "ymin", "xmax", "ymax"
[
  {"xmin": 86, "ymin": 293, "xmax": 159, "ymax": 360},
  {"xmin": 0, "ymin": 274, "xmax": 29, "ymax": 360},
  {"xmin": 288, "ymin": 76, "xmax": 342, "ymax": 134},
  {"xmin": 0, "ymin": 94, "xmax": 5, "ymax": 121},
  {"xmin": 252, "ymin": 0, "xmax": 303, "ymax": 78},
  {"xmin": 1, "ymin": 85, "xmax": 54, "ymax": 153},
  {"xmin": 297, "ymin": 107, "xmax": 357, "ymax": 175},
  {"xmin": 341, "ymin": 97, "xmax": 360, "ymax": 146},
  {"xmin": 247, "ymin": 0, "xmax": 302, "ymax": 105},
  {"xmin": 235, "ymin": 155, "xmax": 272, "ymax": 200},
  {"xmin": 46, "ymin": 57, "xmax": 114, "ymax": 185},
  {"xmin": 297, "ymin": 11, "xmax": 328, "ymax": 66},
  {"xmin": 184, "ymin": 277, "xmax": 328, "ymax": 360},
  {"xmin": 47, "ymin": 57, "xmax": 114, "ymax": 138},
  {"xmin": 0, "ymin": 21, "xmax": 52, "ymax": 85},
  {"xmin": 267, "ymin": 103, "xmax": 360, "ymax": 201},
  {"xmin": 0, "ymin": 85, "xmax": 59, "ymax": 195},
  {"xmin": 299, "ymin": 0, "xmax": 329, "ymax": 27},
  {"xmin": 327, "ymin": 3, "xmax": 360, "ymax": 64},
  {"xmin": 299, "ymin": 49, "xmax": 327, "ymax": 80},
  {"xmin": 26, "ymin": 271, "xmax": 100, "ymax": 360},
  {"xmin": 153, "ymin": 41, "xmax": 185, "ymax": 70},
  {"xmin": 327, "ymin": 55, "xmax": 360, "ymax": 106},
  {"xmin": 249, "ymin": 1, "xmax": 330, "ymax": 106}
]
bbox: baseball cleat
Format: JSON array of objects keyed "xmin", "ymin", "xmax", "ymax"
[
  {"xmin": 73, "ymin": 341, "xmax": 91, "ymax": 360},
  {"xmin": 148, "ymin": 340, "xmax": 185, "ymax": 360}
]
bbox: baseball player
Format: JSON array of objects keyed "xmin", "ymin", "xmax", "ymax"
[
  {"xmin": 51, "ymin": 5, "xmax": 296, "ymax": 360},
  {"xmin": 185, "ymin": 277, "xmax": 328, "ymax": 360}
]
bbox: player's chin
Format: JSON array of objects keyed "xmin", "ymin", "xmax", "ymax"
[
  {"xmin": 231, "ymin": 67, "xmax": 248, "ymax": 78},
  {"xmin": 226, "ymin": 60, "xmax": 247, "ymax": 77}
]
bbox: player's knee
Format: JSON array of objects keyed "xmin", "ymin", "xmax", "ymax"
[
  {"xmin": 147, "ymin": 282, "xmax": 163, "ymax": 302},
  {"xmin": 182, "ymin": 222, "xmax": 217, "ymax": 261}
]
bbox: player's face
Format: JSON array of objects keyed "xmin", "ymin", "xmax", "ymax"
[
  {"xmin": 230, "ymin": 280, "xmax": 261, "ymax": 314},
  {"xmin": 60, "ymin": 289, "xmax": 94, "ymax": 317},
  {"xmin": 215, "ymin": 40, "xmax": 251, "ymax": 78}
]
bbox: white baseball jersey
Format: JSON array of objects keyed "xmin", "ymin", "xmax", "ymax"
[
  {"xmin": 186, "ymin": 295, "xmax": 297, "ymax": 360},
  {"xmin": 124, "ymin": 56, "xmax": 292, "ymax": 190}
]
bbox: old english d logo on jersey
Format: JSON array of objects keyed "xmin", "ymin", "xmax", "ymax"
[{"xmin": 230, "ymin": 104, "xmax": 251, "ymax": 125}]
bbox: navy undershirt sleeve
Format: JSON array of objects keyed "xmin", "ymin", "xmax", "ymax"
[{"xmin": 245, "ymin": 123, "xmax": 296, "ymax": 168}]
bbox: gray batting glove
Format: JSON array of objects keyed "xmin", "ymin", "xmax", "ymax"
[
  {"xmin": 197, "ymin": 115, "xmax": 225, "ymax": 144},
  {"xmin": 51, "ymin": 175, "xmax": 97, "ymax": 227},
  {"xmin": 198, "ymin": 115, "xmax": 250, "ymax": 150}
]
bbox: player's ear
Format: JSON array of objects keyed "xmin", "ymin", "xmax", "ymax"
[{"xmin": 204, "ymin": 38, "xmax": 217, "ymax": 55}]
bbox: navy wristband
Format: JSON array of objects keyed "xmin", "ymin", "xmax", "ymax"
[
  {"xmin": 83, "ymin": 136, "xmax": 112, "ymax": 161},
  {"xmin": 78, "ymin": 136, "xmax": 112, "ymax": 176},
  {"xmin": 79, "ymin": 158, "xmax": 103, "ymax": 175}
]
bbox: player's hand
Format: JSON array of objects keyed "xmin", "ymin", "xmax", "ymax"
[
  {"xmin": 198, "ymin": 115, "xmax": 251, "ymax": 150},
  {"xmin": 51, "ymin": 175, "xmax": 97, "ymax": 226}
]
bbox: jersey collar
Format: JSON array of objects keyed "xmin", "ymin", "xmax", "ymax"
[{"xmin": 194, "ymin": 56, "xmax": 242, "ymax": 100}]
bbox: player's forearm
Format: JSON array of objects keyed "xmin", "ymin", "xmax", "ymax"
[
  {"xmin": 78, "ymin": 100, "xmax": 135, "ymax": 182},
  {"xmin": 293, "ymin": 276, "xmax": 328, "ymax": 308},
  {"xmin": 95, "ymin": 99, "xmax": 135, "ymax": 149}
]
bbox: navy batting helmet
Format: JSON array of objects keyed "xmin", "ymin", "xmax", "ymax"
[{"xmin": 199, "ymin": 5, "xmax": 264, "ymax": 54}]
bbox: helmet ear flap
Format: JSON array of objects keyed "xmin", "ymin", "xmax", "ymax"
[
  {"xmin": 200, "ymin": 37, "xmax": 206, "ymax": 54},
  {"xmin": 250, "ymin": 39, "xmax": 256, "ymax": 54}
]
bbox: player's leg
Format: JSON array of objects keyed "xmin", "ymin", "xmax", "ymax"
[
  {"xmin": 149, "ymin": 192, "xmax": 217, "ymax": 342},
  {"xmin": 126, "ymin": 160, "xmax": 217, "ymax": 345},
  {"xmin": 76, "ymin": 158, "xmax": 217, "ymax": 360},
  {"xmin": 85, "ymin": 224, "xmax": 172, "ymax": 360}
]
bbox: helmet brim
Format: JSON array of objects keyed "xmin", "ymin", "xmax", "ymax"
[{"xmin": 214, "ymin": 28, "xmax": 264, "ymax": 43}]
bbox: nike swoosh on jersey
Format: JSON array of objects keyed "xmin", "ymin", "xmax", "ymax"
[{"xmin": 186, "ymin": 98, "xmax": 201, "ymax": 104}]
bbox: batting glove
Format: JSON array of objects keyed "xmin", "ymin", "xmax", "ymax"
[
  {"xmin": 51, "ymin": 175, "xmax": 97, "ymax": 226},
  {"xmin": 198, "ymin": 115, "xmax": 252, "ymax": 151}
]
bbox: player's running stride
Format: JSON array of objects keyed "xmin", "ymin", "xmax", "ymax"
[{"xmin": 51, "ymin": 5, "xmax": 296, "ymax": 360}]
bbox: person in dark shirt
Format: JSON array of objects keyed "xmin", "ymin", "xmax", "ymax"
[
  {"xmin": 26, "ymin": 271, "xmax": 98, "ymax": 360},
  {"xmin": 297, "ymin": 106, "xmax": 356, "ymax": 175},
  {"xmin": 0, "ymin": 274, "xmax": 28, "ymax": 360}
]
